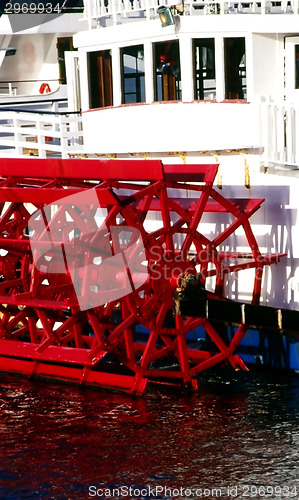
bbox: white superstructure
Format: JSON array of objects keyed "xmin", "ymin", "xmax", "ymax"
[{"xmin": 62, "ymin": 0, "xmax": 298, "ymax": 170}]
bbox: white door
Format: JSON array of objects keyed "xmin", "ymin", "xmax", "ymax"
[
  {"xmin": 64, "ymin": 51, "xmax": 84, "ymax": 152},
  {"xmin": 65, "ymin": 51, "xmax": 82, "ymax": 112}
]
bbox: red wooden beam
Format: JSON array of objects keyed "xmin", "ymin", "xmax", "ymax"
[{"xmin": 0, "ymin": 158, "xmax": 165, "ymax": 181}]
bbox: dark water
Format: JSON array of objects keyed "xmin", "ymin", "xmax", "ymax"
[{"xmin": 0, "ymin": 369, "xmax": 298, "ymax": 500}]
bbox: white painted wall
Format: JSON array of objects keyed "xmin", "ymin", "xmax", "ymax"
[
  {"xmin": 82, "ymin": 101, "xmax": 261, "ymax": 153},
  {"xmin": 217, "ymin": 173, "xmax": 299, "ymax": 309}
]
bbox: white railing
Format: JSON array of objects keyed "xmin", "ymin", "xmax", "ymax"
[
  {"xmin": 0, "ymin": 83, "xmax": 17, "ymax": 96},
  {"xmin": 261, "ymin": 102, "xmax": 299, "ymax": 167},
  {"xmin": 83, "ymin": 0, "xmax": 299, "ymax": 26},
  {"xmin": 0, "ymin": 103, "xmax": 298, "ymax": 167},
  {"xmin": 0, "ymin": 110, "xmax": 83, "ymax": 159}
]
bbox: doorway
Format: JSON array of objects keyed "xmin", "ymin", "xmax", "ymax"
[{"xmin": 57, "ymin": 37, "xmax": 74, "ymax": 85}]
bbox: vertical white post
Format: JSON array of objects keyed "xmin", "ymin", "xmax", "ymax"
[
  {"xmin": 270, "ymin": 104, "xmax": 275, "ymax": 163},
  {"xmin": 266, "ymin": 104, "xmax": 272, "ymax": 165},
  {"xmin": 276, "ymin": 105, "xmax": 284, "ymax": 162},
  {"xmin": 284, "ymin": 105, "xmax": 295, "ymax": 164},
  {"xmin": 144, "ymin": 41, "xmax": 154, "ymax": 103},
  {"xmin": 111, "ymin": 0, "xmax": 118, "ymax": 24},
  {"xmin": 59, "ymin": 115, "xmax": 69, "ymax": 159},
  {"xmin": 245, "ymin": 33, "xmax": 253, "ymax": 102},
  {"xmin": 220, "ymin": 0, "xmax": 228, "ymax": 14},
  {"xmin": 180, "ymin": 36, "xmax": 194, "ymax": 103},
  {"xmin": 84, "ymin": 0, "xmax": 91, "ymax": 27},
  {"xmin": 215, "ymin": 35, "xmax": 225, "ymax": 102},
  {"xmin": 111, "ymin": 46, "xmax": 122, "ymax": 106},
  {"xmin": 78, "ymin": 52, "xmax": 90, "ymax": 112},
  {"xmin": 261, "ymin": 0, "xmax": 271, "ymax": 13},
  {"xmin": 65, "ymin": 52, "xmax": 82, "ymax": 112},
  {"xmin": 13, "ymin": 115, "xmax": 23, "ymax": 156},
  {"xmin": 144, "ymin": 0, "xmax": 153, "ymax": 20},
  {"xmin": 36, "ymin": 116, "xmax": 47, "ymax": 158},
  {"xmin": 289, "ymin": 106, "xmax": 295, "ymax": 164},
  {"xmin": 295, "ymin": 105, "xmax": 299, "ymax": 165},
  {"xmin": 260, "ymin": 103, "xmax": 266, "ymax": 166}
]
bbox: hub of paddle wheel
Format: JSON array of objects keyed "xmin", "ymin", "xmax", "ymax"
[{"xmin": 0, "ymin": 158, "xmax": 284, "ymax": 394}]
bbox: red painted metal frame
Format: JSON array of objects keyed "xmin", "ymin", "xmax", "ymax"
[{"xmin": 0, "ymin": 158, "xmax": 284, "ymax": 394}]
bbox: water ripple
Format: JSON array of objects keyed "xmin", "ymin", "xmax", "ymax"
[{"xmin": 0, "ymin": 369, "xmax": 298, "ymax": 499}]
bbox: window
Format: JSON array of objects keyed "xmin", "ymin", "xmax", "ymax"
[
  {"xmin": 121, "ymin": 45, "xmax": 145, "ymax": 104},
  {"xmin": 154, "ymin": 41, "xmax": 181, "ymax": 101},
  {"xmin": 295, "ymin": 45, "xmax": 299, "ymax": 89},
  {"xmin": 88, "ymin": 50, "xmax": 113, "ymax": 109},
  {"xmin": 224, "ymin": 37, "xmax": 246, "ymax": 100},
  {"xmin": 194, "ymin": 38, "xmax": 216, "ymax": 100}
]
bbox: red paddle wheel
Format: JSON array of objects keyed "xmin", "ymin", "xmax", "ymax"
[{"xmin": 0, "ymin": 158, "xmax": 284, "ymax": 394}]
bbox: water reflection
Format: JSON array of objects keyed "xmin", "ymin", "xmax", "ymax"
[{"xmin": 0, "ymin": 369, "xmax": 298, "ymax": 499}]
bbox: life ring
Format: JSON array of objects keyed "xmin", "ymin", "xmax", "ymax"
[{"xmin": 39, "ymin": 83, "xmax": 51, "ymax": 94}]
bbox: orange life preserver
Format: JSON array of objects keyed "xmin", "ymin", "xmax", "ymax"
[{"xmin": 39, "ymin": 83, "xmax": 51, "ymax": 94}]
